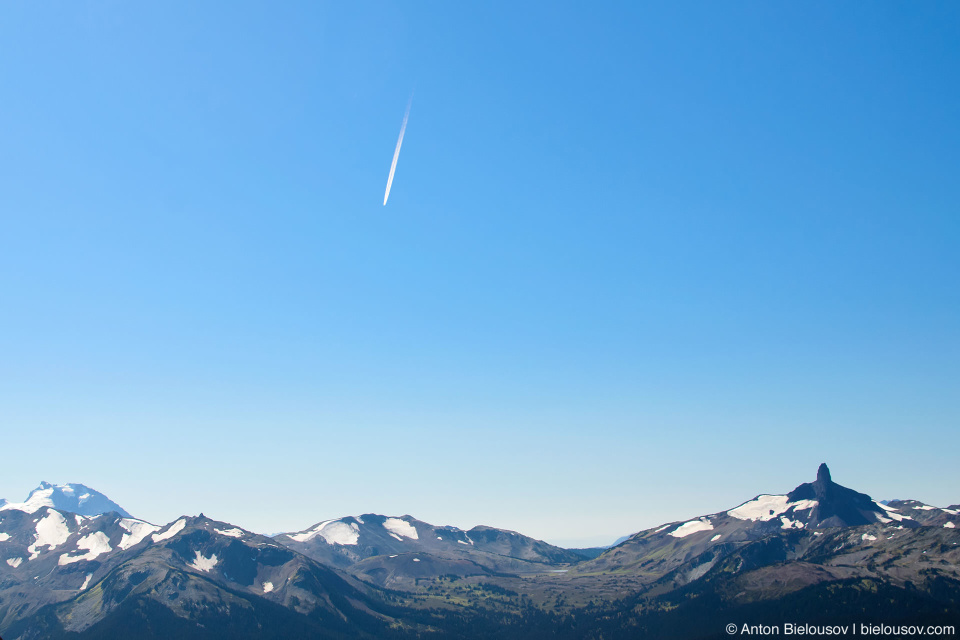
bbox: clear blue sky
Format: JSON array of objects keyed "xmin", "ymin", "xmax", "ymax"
[{"xmin": 1, "ymin": 2, "xmax": 958, "ymax": 546}]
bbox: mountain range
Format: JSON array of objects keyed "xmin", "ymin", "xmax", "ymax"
[{"xmin": 1, "ymin": 464, "xmax": 957, "ymax": 639}]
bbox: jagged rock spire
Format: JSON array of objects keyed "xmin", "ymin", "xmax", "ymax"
[{"xmin": 817, "ymin": 463, "xmax": 831, "ymax": 484}]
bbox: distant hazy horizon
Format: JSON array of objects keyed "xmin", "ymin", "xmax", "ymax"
[{"xmin": 2, "ymin": 2, "xmax": 957, "ymax": 549}]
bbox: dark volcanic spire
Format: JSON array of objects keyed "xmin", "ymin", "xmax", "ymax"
[
  {"xmin": 786, "ymin": 463, "xmax": 887, "ymax": 528},
  {"xmin": 811, "ymin": 463, "xmax": 834, "ymax": 500},
  {"xmin": 817, "ymin": 463, "xmax": 831, "ymax": 484}
]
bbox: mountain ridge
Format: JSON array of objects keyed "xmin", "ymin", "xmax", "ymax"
[{"xmin": 1, "ymin": 464, "xmax": 956, "ymax": 639}]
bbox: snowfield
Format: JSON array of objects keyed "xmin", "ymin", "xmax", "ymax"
[
  {"xmin": 27, "ymin": 510, "xmax": 71, "ymax": 560},
  {"xmin": 669, "ymin": 518, "xmax": 714, "ymax": 538},
  {"xmin": 119, "ymin": 519, "xmax": 161, "ymax": 550},
  {"xmin": 1, "ymin": 486, "xmax": 57, "ymax": 514},
  {"xmin": 383, "ymin": 518, "xmax": 419, "ymax": 540},
  {"xmin": 318, "ymin": 521, "xmax": 360, "ymax": 545},
  {"xmin": 288, "ymin": 520, "xmax": 334, "ymax": 543},
  {"xmin": 59, "ymin": 532, "xmax": 112, "ymax": 565},
  {"xmin": 289, "ymin": 520, "xmax": 360, "ymax": 545},
  {"xmin": 727, "ymin": 495, "xmax": 817, "ymax": 521},
  {"xmin": 152, "ymin": 518, "xmax": 186, "ymax": 542},
  {"xmin": 188, "ymin": 550, "xmax": 219, "ymax": 572}
]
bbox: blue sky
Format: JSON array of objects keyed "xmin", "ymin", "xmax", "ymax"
[{"xmin": 1, "ymin": 2, "xmax": 958, "ymax": 546}]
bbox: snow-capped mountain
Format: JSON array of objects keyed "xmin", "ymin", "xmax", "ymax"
[{"xmin": 0, "ymin": 482, "xmax": 131, "ymax": 519}]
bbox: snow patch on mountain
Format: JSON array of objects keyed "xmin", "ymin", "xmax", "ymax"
[
  {"xmin": 215, "ymin": 527, "xmax": 244, "ymax": 538},
  {"xmin": 152, "ymin": 518, "xmax": 186, "ymax": 542},
  {"xmin": 262, "ymin": 581, "xmax": 274, "ymax": 593},
  {"xmin": 27, "ymin": 510, "xmax": 71, "ymax": 560},
  {"xmin": 0, "ymin": 532, "xmax": 9, "ymax": 542},
  {"xmin": 80, "ymin": 573, "xmax": 93, "ymax": 590},
  {"xmin": 288, "ymin": 520, "xmax": 334, "ymax": 542},
  {"xmin": 6, "ymin": 557, "xmax": 22, "ymax": 568},
  {"xmin": 59, "ymin": 532, "xmax": 112, "ymax": 565},
  {"xmin": 383, "ymin": 518, "xmax": 418, "ymax": 540},
  {"xmin": 188, "ymin": 550, "xmax": 218, "ymax": 572},
  {"xmin": 727, "ymin": 495, "xmax": 817, "ymax": 522},
  {"xmin": 318, "ymin": 521, "xmax": 359, "ymax": 545},
  {"xmin": 669, "ymin": 518, "xmax": 714, "ymax": 538},
  {"xmin": 288, "ymin": 520, "xmax": 359, "ymax": 545},
  {"xmin": 945, "ymin": 522, "xmax": 956, "ymax": 529},
  {"xmin": 877, "ymin": 508, "xmax": 913, "ymax": 523},
  {"xmin": 119, "ymin": 519, "xmax": 161, "ymax": 550}
]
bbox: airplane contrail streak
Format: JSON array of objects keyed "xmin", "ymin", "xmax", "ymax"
[{"xmin": 383, "ymin": 97, "xmax": 412, "ymax": 206}]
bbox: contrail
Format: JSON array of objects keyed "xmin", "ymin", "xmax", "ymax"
[{"xmin": 383, "ymin": 96, "xmax": 412, "ymax": 206}]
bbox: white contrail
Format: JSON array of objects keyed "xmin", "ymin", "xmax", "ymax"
[{"xmin": 383, "ymin": 97, "xmax": 412, "ymax": 206}]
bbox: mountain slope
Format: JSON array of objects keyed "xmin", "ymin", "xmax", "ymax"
[
  {"xmin": 578, "ymin": 463, "xmax": 914, "ymax": 581},
  {"xmin": 276, "ymin": 513, "xmax": 584, "ymax": 586},
  {"xmin": 882, "ymin": 499, "xmax": 959, "ymax": 528},
  {"xmin": 0, "ymin": 507, "xmax": 163, "ymax": 629},
  {"xmin": 4, "ymin": 515, "xmax": 410, "ymax": 640}
]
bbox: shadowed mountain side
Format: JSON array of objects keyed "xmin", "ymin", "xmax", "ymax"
[{"xmin": 786, "ymin": 463, "xmax": 887, "ymax": 527}]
